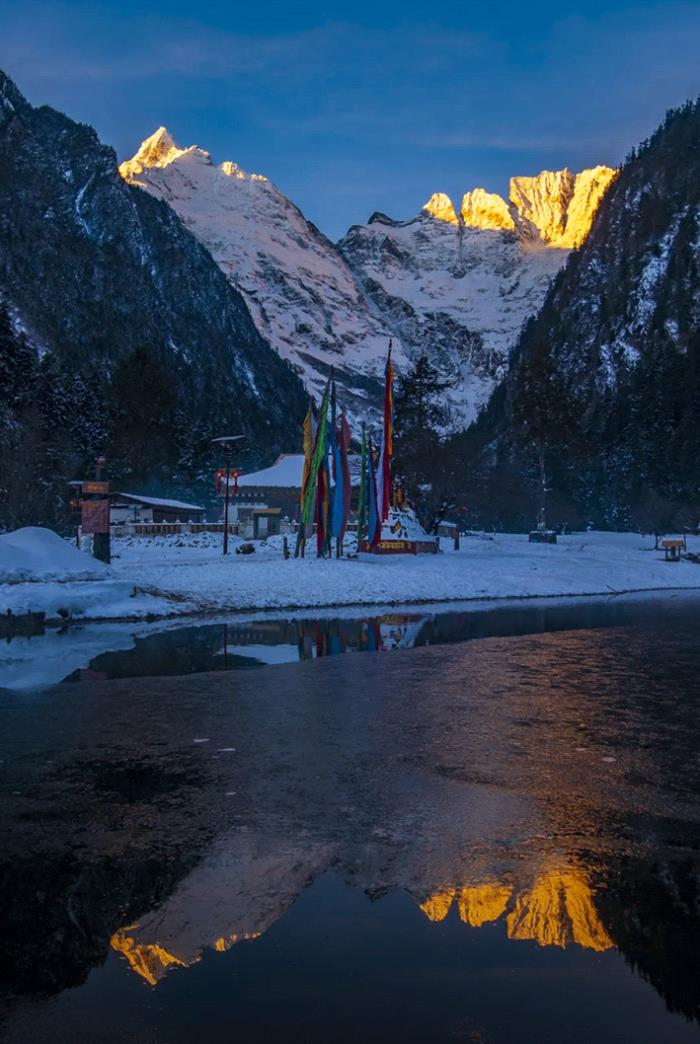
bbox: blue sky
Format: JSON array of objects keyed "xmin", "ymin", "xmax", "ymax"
[{"xmin": 2, "ymin": 0, "xmax": 700, "ymax": 238}]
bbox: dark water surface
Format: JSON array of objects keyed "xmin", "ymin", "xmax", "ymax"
[
  {"xmin": 4, "ymin": 589, "xmax": 700, "ymax": 691},
  {"xmin": 1, "ymin": 601, "xmax": 700, "ymax": 1042}
]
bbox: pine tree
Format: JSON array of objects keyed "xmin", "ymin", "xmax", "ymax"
[
  {"xmin": 393, "ymin": 354, "xmax": 452, "ymax": 531},
  {"xmin": 511, "ymin": 339, "xmax": 581, "ymax": 529},
  {"xmin": 108, "ymin": 344, "xmax": 183, "ymax": 489}
]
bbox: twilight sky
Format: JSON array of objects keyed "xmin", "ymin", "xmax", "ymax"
[{"xmin": 2, "ymin": 0, "xmax": 700, "ymax": 238}]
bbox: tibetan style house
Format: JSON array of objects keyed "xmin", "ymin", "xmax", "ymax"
[{"xmin": 225, "ymin": 454, "xmax": 360, "ymax": 537}]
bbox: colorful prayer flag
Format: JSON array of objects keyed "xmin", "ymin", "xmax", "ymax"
[
  {"xmin": 357, "ymin": 425, "xmax": 368, "ymax": 548},
  {"xmin": 300, "ymin": 399, "xmax": 314, "ymax": 512},
  {"xmin": 377, "ymin": 341, "xmax": 394, "ymax": 522},
  {"xmin": 367, "ymin": 436, "xmax": 381, "ymax": 549},
  {"xmin": 301, "ymin": 379, "xmax": 331, "ymax": 528}
]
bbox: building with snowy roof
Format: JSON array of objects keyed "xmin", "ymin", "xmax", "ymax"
[
  {"xmin": 110, "ymin": 492, "xmax": 206, "ymax": 525},
  {"xmin": 226, "ymin": 454, "xmax": 360, "ymax": 536}
]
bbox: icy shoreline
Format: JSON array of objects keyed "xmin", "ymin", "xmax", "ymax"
[{"xmin": 2, "ymin": 529, "xmax": 700, "ymax": 624}]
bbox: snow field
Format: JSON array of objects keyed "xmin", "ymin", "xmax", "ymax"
[
  {"xmin": 110, "ymin": 530, "xmax": 700, "ymax": 616},
  {"xmin": 2, "ymin": 528, "xmax": 700, "ymax": 623}
]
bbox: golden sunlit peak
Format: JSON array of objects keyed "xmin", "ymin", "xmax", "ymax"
[
  {"xmin": 422, "ymin": 192, "xmax": 458, "ymax": 225},
  {"xmin": 119, "ymin": 131, "xmax": 270, "ymax": 188},
  {"xmin": 461, "ymin": 188, "xmax": 516, "ymax": 232},
  {"xmin": 110, "ymin": 929, "xmax": 186, "ymax": 987},
  {"xmin": 119, "ymin": 126, "xmax": 189, "ymax": 178},
  {"xmin": 421, "ymin": 166, "xmax": 616, "ymax": 244},
  {"xmin": 508, "ymin": 165, "xmax": 618, "ymax": 248},
  {"xmin": 219, "ymin": 160, "xmax": 268, "ymax": 184}
]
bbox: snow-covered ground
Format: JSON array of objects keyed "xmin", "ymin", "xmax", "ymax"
[
  {"xmin": 0, "ymin": 526, "xmax": 107, "ymax": 583},
  {"xmin": 109, "ymin": 530, "xmax": 700, "ymax": 613},
  {"xmin": 0, "ymin": 527, "xmax": 171, "ymax": 620},
  {"xmin": 2, "ymin": 527, "xmax": 700, "ymax": 624}
]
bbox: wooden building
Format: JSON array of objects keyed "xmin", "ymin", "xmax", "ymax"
[
  {"xmin": 227, "ymin": 454, "xmax": 360, "ymax": 530},
  {"xmin": 110, "ymin": 492, "xmax": 206, "ymax": 525}
]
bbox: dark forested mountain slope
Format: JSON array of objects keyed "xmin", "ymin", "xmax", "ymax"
[
  {"xmin": 467, "ymin": 100, "xmax": 700, "ymax": 529},
  {"xmin": 0, "ymin": 71, "xmax": 305, "ymax": 527}
]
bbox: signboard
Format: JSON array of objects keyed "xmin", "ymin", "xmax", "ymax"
[
  {"xmin": 360, "ymin": 539, "xmax": 438, "ymax": 555},
  {"xmin": 82, "ymin": 481, "xmax": 110, "ymax": 495},
  {"xmin": 81, "ymin": 499, "xmax": 110, "ymax": 534}
]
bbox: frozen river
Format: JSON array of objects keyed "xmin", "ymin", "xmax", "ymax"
[{"xmin": 1, "ymin": 599, "xmax": 699, "ymax": 1041}]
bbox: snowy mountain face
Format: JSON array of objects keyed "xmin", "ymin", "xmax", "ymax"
[
  {"xmin": 120, "ymin": 129, "xmax": 393, "ymax": 424},
  {"xmin": 121, "ymin": 130, "xmax": 615, "ymax": 431},
  {"xmin": 338, "ymin": 166, "xmax": 617, "ymax": 427}
]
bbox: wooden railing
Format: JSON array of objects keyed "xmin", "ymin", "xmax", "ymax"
[{"xmin": 110, "ymin": 522, "xmax": 241, "ymax": 538}]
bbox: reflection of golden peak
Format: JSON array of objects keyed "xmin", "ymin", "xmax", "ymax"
[
  {"xmin": 419, "ymin": 870, "xmax": 611, "ymax": 952},
  {"xmin": 420, "ymin": 882, "xmax": 512, "ymax": 927},
  {"xmin": 458, "ymin": 883, "xmax": 512, "ymax": 927},
  {"xmin": 419, "ymin": 890, "xmax": 455, "ymax": 922},
  {"xmin": 506, "ymin": 869, "xmax": 613, "ymax": 952},
  {"xmin": 213, "ymin": 931, "xmax": 261, "ymax": 953},
  {"xmin": 112, "ymin": 925, "xmax": 265, "ymax": 985},
  {"xmin": 111, "ymin": 930, "xmax": 185, "ymax": 986}
]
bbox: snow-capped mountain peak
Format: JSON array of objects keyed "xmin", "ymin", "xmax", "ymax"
[
  {"xmin": 120, "ymin": 129, "xmax": 396, "ymax": 426},
  {"xmin": 119, "ymin": 126, "xmax": 185, "ymax": 177},
  {"xmin": 419, "ymin": 166, "xmax": 618, "ymax": 247},
  {"xmin": 461, "ymin": 188, "xmax": 516, "ymax": 232},
  {"xmin": 339, "ymin": 164, "xmax": 616, "ymax": 426},
  {"xmin": 121, "ymin": 129, "xmax": 616, "ymax": 432},
  {"xmin": 423, "ymin": 192, "xmax": 459, "ymax": 225}
]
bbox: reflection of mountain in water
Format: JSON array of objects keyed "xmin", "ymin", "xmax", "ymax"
[
  {"xmin": 3, "ymin": 618, "xmax": 700, "ymax": 1029},
  {"xmin": 3, "ymin": 839, "xmax": 698, "ymax": 1025},
  {"xmin": 421, "ymin": 869, "xmax": 612, "ymax": 950},
  {"xmin": 0, "ymin": 850, "xmax": 194, "ymax": 1000},
  {"xmin": 109, "ymin": 832, "xmax": 332, "ymax": 986},
  {"xmin": 109, "ymin": 856, "xmax": 613, "ymax": 989},
  {"xmin": 599, "ymin": 857, "xmax": 700, "ymax": 1025}
]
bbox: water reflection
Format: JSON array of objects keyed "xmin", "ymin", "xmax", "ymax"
[
  {"xmin": 55, "ymin": 591, "xmax": 700, "ymax": 686},
  {"xmin": 2, "ymin": 592, "xmax": 700, "ymax": 692},
  {"xmin": 420, "ymin": 867, "xmax": 613, "ymax": 951},
  {"xmin": 109, "ymin": 853, "xmax": 616, "ymax": 990},
  {"xmin": 2, "ymin": 611, "xmax": 700, "ymax": 1042}
]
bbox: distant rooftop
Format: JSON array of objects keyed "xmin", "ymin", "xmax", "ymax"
[
  {"xmin": 236, "ymin": 453, "xmax": 360, "ymax": 489},
  {"xmin": 236, "ymin": 454, "xmax": 305, "ymax": 488},
  {"xmin": 114, "ymin": 492, "xmax": 205, "ymax": 512}
]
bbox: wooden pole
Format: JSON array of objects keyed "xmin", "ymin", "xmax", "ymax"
[{"xmin": 222, "ymin": 445, "xmax": 231, "ymax": 555}]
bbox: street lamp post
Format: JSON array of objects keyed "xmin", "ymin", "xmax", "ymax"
[
  {"xmin": 212, "ymin": 435, "xmax": 245, "ymax": 555},
  {"xmin": 67, "ymin": 480, "xmax": 82, "ymax": 548}
]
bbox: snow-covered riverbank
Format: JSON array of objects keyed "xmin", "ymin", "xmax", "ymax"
[{"xmin": 2, "ymin": 528, "xmax": 700, "ymax": 622}]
